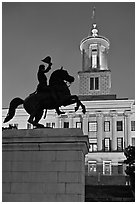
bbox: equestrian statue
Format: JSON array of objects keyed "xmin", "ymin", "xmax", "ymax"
[{"xmin": 4, "ymin": 56, "xmax": 86, "ymax": 128}]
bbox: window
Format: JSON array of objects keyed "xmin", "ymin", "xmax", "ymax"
[
  {"xmin": 131, "ymin": 121, "xmax": 135, "ymax": 131},
  {"xmin": 88, "ymin": 161, "xmax": 97, "ymax": 175},
  {"xmin": 95, "ymin": 77, "xmax": 99, "ymax": 90},
  {"xmin": 104, "ymin": 138, "xmax": 111, "ymax": 152},
  {"xmin": 132, "ymin": 138, "xmax": 135, "ymax": 146},
  {"xmin": 103, "ymin": 161, "xmax": 111, "ymax": 175},
  {"xmin": 92, "ymin": 54, "xmax": 97, "ymax": 68},
  {"xmin": 90, "ymin": 77, "xmax": 99, "ymax": 90},
  {"xmin": 90, "ymin": 78, "xmax": 94, "ymax": 90},
  {"xmin": 51, "ymin": 123, "xmax": 55, "ymax": 128},
  {"xmin": 104, "ymin": 121, "xmax": 110, "ymax": 132},
  {"xmin": 46, "ymin": 123, "xmax": 51, "ymax": 127},
  {"xmin": 91, "ymin": 45, "xmax": 98, "ymax": 68},
  {"xmin": 88, "ymin": 121, "xmax": 97, "ymax": 132},
  {"xmin": 117, "ymin": 121, "xmax": 123, "ymax": 131},
  {"xmin": 117, "ymin": 138, "xmax": 123, "ymax": 151},
  {"xmin": 64, "ymin": 122, "xmax": 69, "ymax": 128},
  {"xmin": 76, "ymin": 122, "xmax": 82, "ymax": 129},
  {"xmin": 118, "ymin": 162, "xmax": 123, "ymax": 174},
  {"xmin": 89, "ymin": 143, "xmax": 97, "ymax": 152}
]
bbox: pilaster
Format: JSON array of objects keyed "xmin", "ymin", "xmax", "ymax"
[
  {"xmin": 96, "ymin": 112, "xmax": 103, "ymax": 151},
  {"xmin": 68, "ymin": 113, "xmax": 74, "ymax": 128},
  {"xmin": 111, "ymin": 112, "xmax": 117, "ymax": 151},
  {"xmin": 82, "ymin": 113, "xmax": 89, "ymax": 135}
]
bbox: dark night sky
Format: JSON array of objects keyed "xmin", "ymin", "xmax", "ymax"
[{"xmin": 2, "ymin": 2, "xmax": 135, "ymax": 108}]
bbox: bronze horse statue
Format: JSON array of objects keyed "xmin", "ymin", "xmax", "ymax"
[{"xmin": 4, "ymin": 68, "xmax": 86, "ymax": 128}]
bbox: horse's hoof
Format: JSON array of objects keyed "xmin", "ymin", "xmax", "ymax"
[{"xmin": 82, "ymin": 107, "xmax": 86, "ymax": 114}]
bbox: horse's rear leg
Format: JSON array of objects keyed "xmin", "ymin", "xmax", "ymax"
[
  {"xmin": 34, "ymin": 110, "xmax": 44, "ymax": 124},
  {"xmin": 28, "ymin": 112, "xmax": 36, "ymax": 125},
  {"xmin": 28, "ymin": 109, "xmax": 44, "ymax": 128}
]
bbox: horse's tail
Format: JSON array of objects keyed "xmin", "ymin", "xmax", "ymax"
[{"xmin": 3, "ymin": 97, "xmax": 24, "ymax": 123}]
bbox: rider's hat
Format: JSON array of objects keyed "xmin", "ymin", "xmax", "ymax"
[{"xmin": 41, "ymin": 56, "xmax": 52, "ymax": 64}]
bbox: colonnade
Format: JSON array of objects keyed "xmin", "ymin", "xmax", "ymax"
[{"xmin": 54, "ymin": 111, "xmax": 132, "ymax": 151}]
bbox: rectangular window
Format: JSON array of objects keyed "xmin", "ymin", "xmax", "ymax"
[
  {"xmin": 46, "ymin": 123, "xmax": 51, "ymax": 127},
  {"xmin": 118, "ymin": 163, "xmax": 123, "ymax": 174},
  {"xmin": 103, "ymin": 161, "xmax": 111, "ymax": 175},
  {"xmin": 132, "ymin": 138, "xmax": 135, "ymax": 146},
  {"xmin": 104, "ymin": 121, "xmax": 110, "ymax": 132},
  {"xmin": 90, "ymin": 77, "xmax": 99, "ymax": 90},
  {"xmin": 92, "ymin": 54, "xmax": 97, "ymax": 68},
  {"xmin": 95, "ymin": 77, "xmax": 99, "ymax": 90},
  {"xmin": 88, "ymin": 161, "xmax": 97, "ymax": 175},
  {"xmin": 52, "ymin": 123, "xmax": 55, "ymax": 128},
  {"xmin": 64, "ymin": 122, "xmax": 69, "ymax": 128},
  {"xmin": 104, "ymin": 138, "xmax": 111, "ymax": 152},
  {"xmin": 90, "ymin": 78, "xmax": 94, "ymax": 90},
  {"xmin": 88, "ymin": 121, "xmax": 97, "ymax": 132},
  {"xmin": 76, "ymin": 122, "xmax": 82, "ymax": 129},
  {"xmin": 89, "ymin": 143, "xmax": 97, "ymax": 152},
  {"xmin": 131, "ymin": 121, "xmax": 135, "ymax": 131},
  {"xmin": 117, "ymin": 138, "xmax": 123, "ymax": 151},
  {"xmin": 117, "ymin": 121, "xmax": 123, "ymax": 131}
]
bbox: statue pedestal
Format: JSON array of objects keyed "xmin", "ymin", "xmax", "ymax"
[{"xmin": 2, "ymin": 128, "xmax": 89, "ymax": 202}]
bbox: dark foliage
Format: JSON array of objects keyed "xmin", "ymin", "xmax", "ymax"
[{"xmin": 124, "ymin": 145, "xmax": 135, "ymax": 193}]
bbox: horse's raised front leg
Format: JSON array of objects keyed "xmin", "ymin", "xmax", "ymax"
[
  {"xmin": 71, "ymin": 95, "xmax": 86, "ymax": 114},
  {"xmin": 79, "ymin": 101, "xmax": 86, "ymax": 114},
  {"xmin": 61, "ymin": 95, "xmax": 86, "ymax": 114}
]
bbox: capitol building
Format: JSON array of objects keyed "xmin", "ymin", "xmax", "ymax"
[{"xmin": 2, "ymin": 13, "xmax": 135, "ymax": 185}]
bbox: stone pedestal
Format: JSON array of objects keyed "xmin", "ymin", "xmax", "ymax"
[{"xmin": 2, "ymin": 128, "xmax": 89, "ymax": 202}]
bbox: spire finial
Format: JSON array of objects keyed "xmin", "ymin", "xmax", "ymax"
[
  {"xmin": 92, "ymin": 6, "xmax": 96, "ymax": 24},
  {"xmin": 91, "ymin": 6, "xmax": 98, "ymax": 37}
]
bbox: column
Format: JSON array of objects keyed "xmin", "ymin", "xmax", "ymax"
[
  {"xmin": 68, "ymin": 114, "xmax": 74, "ymax": 128},
  {"xmin": 82, "ymin": 49, "xmax": 85, "ymax": 71},
  {"xmin": 55, "ymin": 115, "xmax": 60, "ymax": 128},
  {"xmin": 82, "ymin": 113, "xmax": 89, "ymax": 135},
  {"xmin": 55, "ymin": 116, "xmax": 62, "ymax": 128},
  {"xmin": 111, "ymin": 113, "xmax": 117, "ymax": 151},
  {"xmin": 97, "ymin": 45, "xmax": 100, "ymax": 68},
  {"xmin": 124, "ymin": 112, "xmax": 128, "ymax": 148},
  {"xmin": 127, "ymin": 113, "xmax": 131, "ymax": 146},
  {"xmin": 96, "ymin": 113, "xmax": 103, "ymax": 151}
]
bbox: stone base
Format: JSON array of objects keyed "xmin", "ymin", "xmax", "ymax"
[{"xmin": 2, "ymin": 128, "xmax": 89, "ymax": 202}]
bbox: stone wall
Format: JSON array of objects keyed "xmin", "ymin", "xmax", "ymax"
[{"xmin": 2, "ymin": 128, "xmax": 89, "ymax": 202}]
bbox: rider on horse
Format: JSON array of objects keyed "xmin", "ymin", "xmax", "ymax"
[{"xmin": 36, "ymin": 56, "xmax": 65, "ymax": 115}]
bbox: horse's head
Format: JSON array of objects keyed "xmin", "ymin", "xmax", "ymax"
[
  {"xmin": 59, "ymin": 67, "xmax": 75, "ymax": 83},
  {"xmin": 49, "ymin": 67, "xmax": 75, "ymax": 85}
]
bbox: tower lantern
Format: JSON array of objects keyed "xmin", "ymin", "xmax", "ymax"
[{"xmin": 78, "ymin": 8, "xmax": 111, "ymax": 96}]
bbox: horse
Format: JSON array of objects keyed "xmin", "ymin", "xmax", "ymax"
[{"xmin": 4, "ymin": 67, "xmax": 86, "ymax": 128}]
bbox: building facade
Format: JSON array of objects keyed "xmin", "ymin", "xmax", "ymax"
[{"xmin": 2, "ymin": 13, "xmax": 135, "ymax": 185}]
